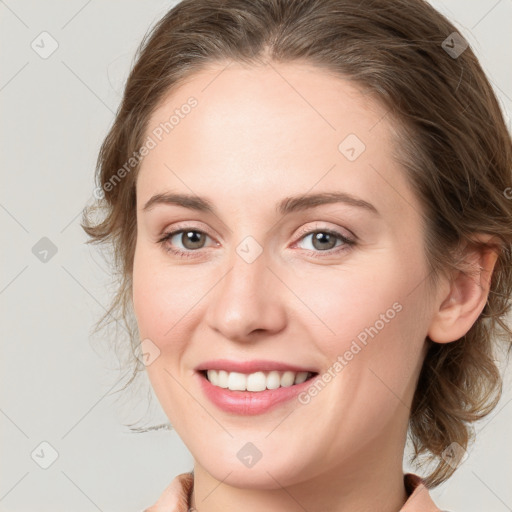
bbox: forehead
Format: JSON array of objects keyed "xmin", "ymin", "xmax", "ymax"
[{"xmin": 136, "ymin": 62, "xmax": 419, "ymax": 221}]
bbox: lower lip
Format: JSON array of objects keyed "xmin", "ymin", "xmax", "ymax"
[{"xmin": 196, "ymin": 371, "xmax": 319, "ymax": 415}]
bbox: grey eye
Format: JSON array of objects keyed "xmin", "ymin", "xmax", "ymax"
[
  {"xmin": 298, "ymin": 231, "xmax": 343, "ymax": 251},
  {"xmin": 172, "ymin": 230, "xmax": 209, "ymax": 250}
]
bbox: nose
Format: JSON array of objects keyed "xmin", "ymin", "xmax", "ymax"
[{"xmin": 204, "ymin": 242, "xmax": 288, "ymax": 343}]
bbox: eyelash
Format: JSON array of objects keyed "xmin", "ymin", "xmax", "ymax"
[{"xmin": 157, "ymin": 224, "xmax": 356, "ymax": 260}]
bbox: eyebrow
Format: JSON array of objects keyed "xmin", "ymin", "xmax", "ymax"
[{"xmin": 142, "ymin": 191, "xmax": 380, "ymax": 216}]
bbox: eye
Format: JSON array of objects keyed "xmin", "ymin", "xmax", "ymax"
[
  {"xmin": 157, "ymin": 228, "xmax": 216, "ymax": 259},
  {"xmin": 157, "ymin": 224, "xmax": 356, "ymax": 260},
  {"xmin": 171, "ymin": 230, "xmax": 209, "ymax": 250},
  {"xmin": 294, "ymin": 227, "xmax": 355, "ymax": 257}
]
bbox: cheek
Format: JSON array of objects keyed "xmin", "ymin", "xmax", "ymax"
[
  {"xmin": 295, "ymin": 253, "xmax": 428, "ymax": 401},
  {"xmin": 292, "ymin": 260, "xmax": 408, "ymax": 349},
  {"xmin": 132, "ymin": 243, "xmax": 175, "ymax": 356},
  {"xmin": 132, "ymin": 244, "xmax": 212, "ymax": 350},
  {"xmin": 131, "ymin": 246, "xmax": 204, "ymax": 421},
  {"xmin": 290, "ymin": 269, "xmax": 427, "ymax": 459}
]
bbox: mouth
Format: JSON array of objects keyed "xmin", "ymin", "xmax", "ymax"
[
  {"xmin": 196, "ymin": 368, "xmax": 321, "ymax": 415},
  {"xmin": 198, "ymin": 369, "xmax": 319, "ymax": 392}
]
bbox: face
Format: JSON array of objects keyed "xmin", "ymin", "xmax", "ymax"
[{"xmin": 132, "ymin": 62, "xmax": 436, "ymax": 489}]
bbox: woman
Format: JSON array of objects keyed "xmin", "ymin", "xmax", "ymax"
[{"xmin": 82, "ymin": 0, "xmax": 512, "ymax": 510}]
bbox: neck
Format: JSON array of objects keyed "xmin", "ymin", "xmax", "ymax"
[{"xmin": 190, "ymin": 424, "xmax": 409, "ymax": 512}]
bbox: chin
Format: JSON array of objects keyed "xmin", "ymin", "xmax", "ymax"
[{"xmin": 195, "ymin": 445, "xmax": 317, "ymax": 490}]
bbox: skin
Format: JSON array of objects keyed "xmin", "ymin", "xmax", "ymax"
[{"xmin": 132, "ymin": 61, "xmax": 497, "ymax": 512}]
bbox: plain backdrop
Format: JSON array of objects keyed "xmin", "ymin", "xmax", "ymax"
[{"xmin": 1, "ymin": 1, "xmax": 511, "ymax": 511}]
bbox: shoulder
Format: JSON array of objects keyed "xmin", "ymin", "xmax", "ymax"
[
  {"xmin": 143, "ymin": 471, "xmax": 194, "ymax": 512},
  {"xmin": 401, "ymin": 473, "xmax": 444, "ymax": 512}
]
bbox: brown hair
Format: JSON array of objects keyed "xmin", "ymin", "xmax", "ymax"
[{"xmin": 81, "ymin": 0, "xmax": 512, "ymax": 487}]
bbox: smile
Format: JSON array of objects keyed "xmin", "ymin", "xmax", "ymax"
[
  {"xmin": 196, "ymin": 369, "xmax": 320, "ymax": 415},
  {"xmin": 203, "ymin": 369, "xmax": 317, "ymax": 392}
]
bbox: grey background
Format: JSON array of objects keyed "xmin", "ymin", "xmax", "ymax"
[{"xmin": 1, "ymin": 1, "xmax": 511, "ymax": 510}]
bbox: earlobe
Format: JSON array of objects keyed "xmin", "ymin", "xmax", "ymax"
[{"xmin": 427, "ymin": 241, "xmax": 499, "ymax": 344}]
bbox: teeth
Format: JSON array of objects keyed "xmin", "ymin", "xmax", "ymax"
[{"xmin": 205, "ymin": 370, "xmax": 312, "ymax": 391}]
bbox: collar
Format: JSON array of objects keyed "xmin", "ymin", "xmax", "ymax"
[{"xmin": 145, "ymin": 471, "xmax": 440, "ymax": 511}]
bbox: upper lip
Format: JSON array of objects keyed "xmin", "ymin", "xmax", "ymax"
[{"xmin": 195, "ymin": 359, "xmax": 318, "ymax": 374}]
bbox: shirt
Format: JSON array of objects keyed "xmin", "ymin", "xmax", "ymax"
[{"xmin": 143, "ymin": 472, "xmax": 442, "ymax": 511}]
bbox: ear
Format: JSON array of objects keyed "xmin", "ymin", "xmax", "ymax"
[{"xmin": 427, "ymin": 236, "xmax": 500, "ymax": 344}]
